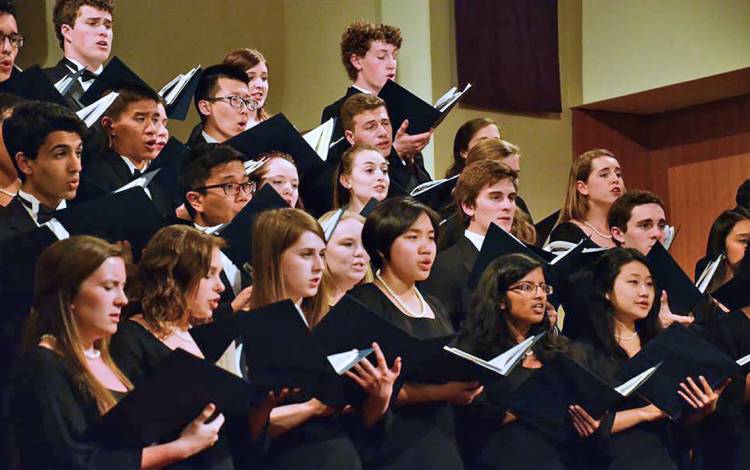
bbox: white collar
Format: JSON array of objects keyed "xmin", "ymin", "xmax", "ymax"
[
  {"xmin": 464, "ymin": 229, "xmax": 485, "ymax": 251},
  {"xmin": 64, "ymin": 56, "xmax": 104, "ymax": 76},
  {"xmin": 18, "ymin": 189, "xmax": 66, "ymax": 216},
  {"xmin": 351, "ymin": 83, "xmax": 373, "ymax": 94},
  {"xmin": 193, "ymin": 222, "xmax": 224, "ymax": 235},
  {"xmin": 120, "ymin": 155, "xmax": 149, "ymax": 175},
  {"xmin": 201, "ymin": 130, "xmax": 221, "ymax": 143}
]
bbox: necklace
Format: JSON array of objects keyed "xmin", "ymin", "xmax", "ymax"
[
  {"xmin": 581, "ymin": 220, "xmax": 613, "ymax": 240},
  {"xmin": 83, "ymin": 348, "xmax": 101, "ymax": 359},
  {"xmin": 615, "ymin": 330, "xmax": 638, "ymax": 341},
  {"xmin": 173, "ymin": 328, "xmax": 193, "ymax": 342},
  {"xmin": 376, "ymin": 272, "xmax": 427, "ymax": 318},
  {"xmin": 0, "ymin": 187, "xmax": 16, "ymax": 197}
]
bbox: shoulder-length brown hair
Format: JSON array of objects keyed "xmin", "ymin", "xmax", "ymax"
[
  {"xmin": 23, "ymin": 236, "xmax": 133, "ymax": 414},
  {"xmin": 223, "ymin": 48, "xmax": 269, "ymax": 122},
  {"xmin": 250, "ymin": 208, "xmax": 329, "ymax": 326},
  {"xmin": 128, "ymin": 225, "xmax": 226, "ymax": 338},
  {"xmin": 558, "ymin": 149, "xmax": 618, "ymax": 224}
]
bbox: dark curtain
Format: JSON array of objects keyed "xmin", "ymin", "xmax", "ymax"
[{"xmin": 455, "ymin": 0, "xmax": 562, "ymax": 113}]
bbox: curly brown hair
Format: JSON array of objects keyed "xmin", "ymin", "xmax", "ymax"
[
  {"xmin": 53, "ymin": 0, "xmax": 114, "ymax": 49},
  {"xmin": 128, "ymin": 225, "xmax": 225, "ymax": 339},
  {"xmin": 340, "ymin": 20, "xmax": 402, "ymax": 81}
]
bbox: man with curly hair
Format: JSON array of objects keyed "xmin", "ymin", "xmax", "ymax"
[
  {"xmin": 321, "ymin": 19, "xmax": 432, "ymax": 160},
  {"xmin": 43, "ymin": 0, "xmax": 114, "ymax": 104}
]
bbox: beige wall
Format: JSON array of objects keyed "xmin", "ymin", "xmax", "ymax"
[
  {"xmin": 582, "ymin": 0, "xmax": 750, "ymax": 103},
  {"xmin": 17, "ymin": 0, "xmax": 581, "ymax": 218},
  {"xmin": 429, "ymin": 0, "xmax": 582, "ymax": 219}
]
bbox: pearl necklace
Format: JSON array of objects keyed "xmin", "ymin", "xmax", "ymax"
[
  {"xmin": 615, "ymin": 330, "xmax": 638, "ymax": 341},
  {"xmin": 83, "ymin": 348, "xmax": 101, "ymax": 359},
  {"xmin": 581, "ymin": 220, "xmax": 613, "ymax": 240},
  {"xmin": 376, "ymin": 272, "xmax": 428, "ymax": 318}
]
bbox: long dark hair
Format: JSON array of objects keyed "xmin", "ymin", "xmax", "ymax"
[
  {"xmin": 457, "ymin": 253, "xmax": 566, "ymax": 362},
  {"xmin": 587, "ymin": 248, "xmax": 661, "ymax": 363},
  {"xmin": 445, "ymin": 117, "xmax": 498, "ymax": 178},
  {"xmin": 704, "ymin": 207, "xmax": 750, "ymax": 293}
]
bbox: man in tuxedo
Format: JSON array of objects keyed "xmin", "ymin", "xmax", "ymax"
[
  {"xmin": 0, "ymin": 101, "xmax": 85, "ymax": 241},
  {"xmin": 341, "ymin": 93, "xmax": 431, "ymax": 197},
  {"xmin": 179, "ymin": 143, "xmax": 254, "ymax": 318},
  {"xmin": 321, "ymin": 20, "xmax": 431, "ymax": 152},
  {"xmin": 422, "ymin": 159, "xmax": 519, "ymax": 329},
  {"xmin": 43, "ymin": 0, "xmax": 114, "ymax": 105},
  {"xmin": 187, "ymin": 64, "xmax": 253, "ymax": 146},
  {"xmin": 80, "ymin": 83, "xmax": 173, "ymax": 214},
  {"xmin": 0, "ymin": 2, "xmax": 22, "ymax": 84},
  {"xmin": 608, "ymin": 190, "xmax": 668, "ymax": 256}
]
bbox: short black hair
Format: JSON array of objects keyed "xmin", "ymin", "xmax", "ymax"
[
  {"xmin": 104, "ymin": 82, "xmax": 163, "ymax": 120},
  {"xmin": 737, "ymin": 178, "xmax": 750, "ymax": 210},
  {"xmin": 362, "ymin": 196, "xmax": 439, "ymax": 270},
  {"xmin": 179, "ymin": 142, "xmax": 244, "ymax": 217},
  {"xmin": 0, "ymin": 92, "xmax": 25, "ymax": 118},
  {"xmin": 4, "ymin": 101, "xmax": 86, "ymax": 181},
  {"xmin": 0, "ymin": 0, "xmax": 15, "ymax": 17},
  {"xmin": 193, "ymin": 64, "xmax": 249, "ymax": 123},
  {"xmin": 607, "ymin": 189, "xmax": 665, "ymax": 236}
]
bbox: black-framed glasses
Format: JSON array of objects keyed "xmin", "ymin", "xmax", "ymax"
[
  {"xmin": 194, "ymin": 181, "xmax": 256, "ymax": 196},
  {"xmin": 0, "ymin": 33, "xmax": 23, "ymax": 48},
  {"xmin": 205, "ymin": 95, "xmax": 256, "ymax": 111},
  {"xmin": 508, "ymin": 282, "xmax": 554, "ymax": 295}
]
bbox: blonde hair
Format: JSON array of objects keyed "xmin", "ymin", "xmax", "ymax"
[
  {"xmin": 222, "ymin": 48, "xmax": 269, "ymax": 122},
  {"xmin": 24, "ymin": 236, "xmax": 133, "ymax": 414},
  {"xmin": 250, "ymin": 208, "xmax": 330, "ymax": 326},
  {"xmin": 129, "ymin": 225, "xmax": 226, "ymax": 338},
  {"xmin": 558, "ymin": 149, "xmax": 618, "ymax": 224},
  {"xmin": 318, "ymin": 210, "xmax": 374, "ymax": 302}
]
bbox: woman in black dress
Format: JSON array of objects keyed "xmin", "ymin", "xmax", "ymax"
[
  {"xmin": 110, "ymin": 225, "xmax": 272, "ymax": 470},
  {"xmin": 547, "ymin": 149, "xmax": 624, "ymax": 250},
  {"xmin": 568, "ymin": 248, "xmax": 726, "ymax": 470},
  {"xmin": 248, "ymin": 208, "xmax": 401, "ymax": 470},
  {"xmin": 12, "ymin": 236, "xmax": 222, "ymax": 470},
  {"xmin": 453, "ymin": 253, "xmax": 569, "ymax": 470},
  {"xmin": 351, "ymin": 196, "xmax": 484, "ymax": 470}
]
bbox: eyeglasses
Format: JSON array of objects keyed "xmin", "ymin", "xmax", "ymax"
[
  {"xmin": 205, "ymin": 95, "xmax": 256, "ymax": 111},
  {"xmin": 508, "ymin": 282, "xmax": 554, "ymax": 295},
  {"xmin": 194, "ymin": 181, "xmax": 256, "ymax": 196},
  {"xmin": 0, "ymin": 33, "xmax": 23, "ymax": 48}
]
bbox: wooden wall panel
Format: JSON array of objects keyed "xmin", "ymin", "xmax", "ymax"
[{"xmin": 667, "ymin": 153, "xmax": 750, "ymax": 277}]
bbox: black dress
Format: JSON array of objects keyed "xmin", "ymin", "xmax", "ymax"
[
  {"xmin": 571, "ymin": 341, "xmax": 682, "ymax": 470},
  {"xmin": 548, "ymin": 221, "xmax": 588, "ymax": 245},
  {"xmin": 694, "ymin": 309, "xmax": 750, "ymax": 469},
  {"xmin": 10, "ymin": 346, "xmax": 142, "ymax": 470},
  {"xmin": 348, "ymin": 283, "xmax": 465, "ymax": 470},
  {"xmin": 109, "ymin": 320, "xmax": 238, "ymax": 470}
]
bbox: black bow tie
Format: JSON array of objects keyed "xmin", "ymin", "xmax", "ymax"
[
  {"xmin": 62, "ymin": 58, "xmax": 99, "ymax": 82},
  {"xmin": 18, "ymin": 195, "xmax": 56, "ymax": 224}
]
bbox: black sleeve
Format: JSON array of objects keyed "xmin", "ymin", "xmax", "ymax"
[
  {"xmin": 109, "ymin": 320, "xmax": 162, "ymax": 383},
  {"xmin": 11, "ymin": 349, "xmax": 142, "ymax": 470}
]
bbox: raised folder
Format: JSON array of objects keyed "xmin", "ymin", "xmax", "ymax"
[
  {"xmin": 159, "ymin": 66, "xmax": 202, "ymax": 120},
  {"xmin": 617, "ymin": 323, "xmax": 741, "ymax": 419},
  {"xmin": 237, "ymin": 300, "xmax": 374, "ymax": 407},
  {"xmin": 378, "ymin": 79, "xmax": 471, "ymax": 134},
  {"xmin": 646, "ymin": 241, "xmax": 705, "ymax": 314},
  {"xmin": 79, "ymin": 56, "xmax": 150, "ymax": 106},
  {"xmin": 509, "ymin": 354, "xmax": 659, "ymax": 442},
  {"xmin": 0, "ymin": 65, "xmax": 70, "ymax": 108},
  {"xmin": 88, "ymin": 348, "xmax": 261, "ymax": 447},
  {"xmin": 410, "ymin": 175, "xmax": 459, "ymax": 212}
]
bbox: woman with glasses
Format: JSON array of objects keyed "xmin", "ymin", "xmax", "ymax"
[{"xmin": 454, "ymin": 253, "xmax": 569, "ymax": 470}]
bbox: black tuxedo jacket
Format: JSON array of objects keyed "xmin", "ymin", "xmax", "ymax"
[
  {"xmin": 320, "ymin": 86, "xmax": 359, "ymax": 142},
  {"xmin": 42, "ymin": 59, "xmax": 85, "ymax": 109},
  {"xmin": 186, "ymin": 123, "xmax": 207, "ymax": 148},
  {"xmin": 0, "ymin": 197, "xmax": 36, "ymax": 241},
  {"xmin": 386, "ymin": 149, "xmax": 431, "ymax": 198},
  {"xmin": 421, "ymin": 235, "xmax": 478, "ymax": 330},
  {"xmin": 79, "ymin": 148, "xmax": 174, "ymax": 215}
]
